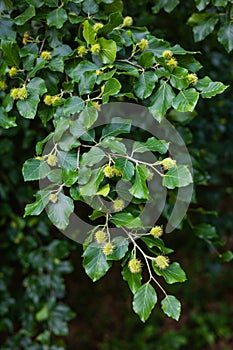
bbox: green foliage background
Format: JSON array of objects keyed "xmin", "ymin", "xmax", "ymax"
[{"xmin": 0, "ymin": 0, "xmax": 232, "ymax": 349}]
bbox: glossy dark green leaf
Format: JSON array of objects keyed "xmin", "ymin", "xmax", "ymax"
[
  {"xmin": 47, "ymin": 193, "xmax": 74, "ymax": 230},
  {"xmin": 152, "ymin": 0, "xmax": 179, "ymax": 13},
  {"xmin": 83, "ymin": 243, "xmax": 111, "ymax": 281},
  {"xmin": 194, "ymin": 0, "xmax": 210, "ymax": 11},
  {"xmin": 1, "ymin": 40, "xmax": 20, "ymax": 67},
  {"xmin": 194, "ymin": 223, "xmax": 218, "ymax": 239},
  {"xmin": 114, "ymin": 158, "xmax": 135, "ymax": 181},
  {"xmin": 201, "ymin": 81, "xmax": 228, "ymax": 98},
  {"xmin": 98, "ymin": 11, "xmax": 123, "ymax": 36},
  {"xmin": 47, "ymin": 8, "xmax": 68, "ymax": 29},
  {"xmin": 106, "ymin": 236, "xmax": 129, "ymax": 261},
  {"xmin": 161, "ymin": 295, "xmax": 181, "ymax": 321},
  {"xmin": 24, "ymin": 190, "xmax": 51, "ymax": 217},
  {"xmin": 217, "ymin": 21, "xmax": 233, "ymax": 52},
  {"xmin": 132, "ymin": 137, "xmax": 169, "ymax": 155},
  {"xmin": 23, "ymin": 159, "xmax": 50, "ymax": 181},
  {"xmin": 162, "ymin": 165, "xmax": 193, "ymax": 189},
  {"xmin": 101, "ymin": 137, "xmax": 127, "ymax": 155},
  {"xmin": 134, "ymin": 71, "xmax": 158, "ymax": 99},
  {"xmin": 80, "ymin": 168, "xmax": 104, "ymax": 196},
  {"xmin": 122, "ymin": 265, "xmax": 142, "ymax": 294},
  {"xmin": 98, "ymin": 38, "xmax": 117, "ymax": 64},
  {"xmin": 63, "ymin": 96, "xmax": 85, "ymax": 115},
  {"xmin": 133, "ymin": 283, "xmax": 157, "ymax": 322},
  {"xmin": 129, "ymin": 165, "xmax": 149, "ymax": 199},
  {"xmin": 14, "ymin": 5, "xmax": 35, "ymax": 25},
  {"xmin": 81, "ymin": 147, "xmax": 106, "ymax": 167},
  {"xmin": 102, "ymin": 78, "xmax": 121, "ymax": 103},
  {"xmin": 110, "ymin": 212, "xmax": 143, "ymax": 229},
  {"xmin": 149, "ymin": 81, "xmax": 175, "ymax": 121},
  {"xmin": 153, "ymin": 262, "xmax": 187, "ymax": 284},
  {"xmin": 172, "ymin": 88, "xmax": 199, "ymax": 112},
  {"xmin": 0, "ymin": 107, "xmax": 17, "ymax": 129},
  {"xmin": 83, "ymin": 20, "xmax": 96, "ymax": 44}
]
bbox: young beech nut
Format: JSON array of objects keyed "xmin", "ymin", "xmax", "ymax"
[
  {"xmin": 161, "ymin": 157, "xmax": 176, "ymax": 170},
  {"xmin": 103, "ymin": 242, "xmax": 114, "ymax": 256},
  {"xmin": 112, "ymin": 199, "xmax": 125, "ymax": 212},
  {"xmin": 90, "ymin": 43, "xmax": 101, "ymax": 55},
  {"xmin": 150, "ymin": 226, "xmax": 163, "ymax": 238},
  {"xmin": 162, "ymin": 50, "xmax": 173, "ymax": 60},
  {"xmin": 49, "ymin": 193, "xmax": 58, "ymax": 203},
  {"xmin": 154, "ymin": 255, "xmax": 169, "ymax": 270},
  {"xmin": 46, "ymin": 154, "xmax": 58, "ymax": 167},
  {"xmin": 77, "ymin": 46, "xmax": 88, "ymax": 57},
  {"xmin": 40, "ymin": 51, "xmax": 52, "ymax": 60},
  {"xmin": 166, "ymin": 58, "xmax": 178, "ymax": 69},
  {"xmin": 123, "ymin": 16, "xmax": 133, "ymax": 27},
  {"xmin": 103, "ymin": 165, "xmax": 115, "ymax": 178},
  {"xmin": 138, "ymin": 38, "xmax": 148, "ymax": 51},
  {"xmin": 128, "ymin": 258, "xmax": 142, "ymax": 274},
  {"xmin": 8, "ymin": 67, "xmax": 18, "ymax": 77},
  {"xmin": 0, "ymin": 81, "xmax": 7, "ymax": 91},
  {"xmin": 95, "ymin": 230, "xmax": 106, "ymax": 243},
  {"xmin": 187, "ymin": 73, "xmax": 198, "ymax": 85}
]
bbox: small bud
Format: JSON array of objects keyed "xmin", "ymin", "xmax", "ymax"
[
  {"xmin": 22, "ymin": 33, "xmax": 29, "ymax": 45},
  {"xmin": 138, "ymin": 38, "xmax": 148, "ymax": 51},
  {"xmin": 95, "ymin": 230, "xmax": 106, "ymax": 243},
  {"xmin": 128, "ymin": 258, "xmax": 142, "ymax": 273},
  {"xmin": 44, "ymin": 94, "xmax": 53, "ymax": 105},
  {"xmin": 103, "ymin": 165, "xmax": 115, "ymax": 178},
  {"xmin": 166, "ymin": 58, "xmax": 178, "ymax": 69},
  {"xmin": 112, "ymin": 199, "xmax": 125, "ymax": 212},
  {"xmin": 150, "ymin": 226, "xmax": 163, "ymax": 238},
  {"xmin": 162, "ymin": 50, "xmax": 173, "ymax": 60},
  {"xmin": 35, "ymin": 156, "xmax": 43, "ymax": 161},
  {"xmin": 8, "ymin": 67, "xmax": 18, "ymax": 77},
  {"xmin": 0, "ymin": 80, "xmax": 7, "ymax": 91},
  {"xmin": 103, "ymin": 242, "xmax": 114, "ymax": 256},
  {"xmin": 123, "ymin": 16, "xmax": 133, "ymax": 27},
  {"xmin": 47, "ymin": 154, "xmax": 58, "ymax": 166},
  {"xmin": 49, "ymin": 193, "xmax": 58, "ymax": 203},
  {"xmin": 40, "ymin": 50, "xmax": 52, "ymax": 60},
  {"xmin": 77, "ymin": 46, "xmax": 88, "ymax": 57},
  {"xmin": 187, "ymin": 73, "xmax": 198, "ymax": 86},
  {"xmin": 154, "ymin": 255, "xmax": 169, "ymax": 270},
  {"xmin": 146, "ymin": 169, "xmax": 154, "ymax": 181},
  {"xmin": 90, "ymin": 43, "xmax": 101, "ymax": 55},
  {"xmin": 161, "ymin": 157, "xmax": 176, "ymax": 170},
  {"xmin": 93, "ymin": 22, "xmax": 104, "ymax": 31}
]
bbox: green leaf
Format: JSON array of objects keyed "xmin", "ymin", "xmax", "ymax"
[
  {"xmin": 132, "ymin": 137, "xmax": 169, "ymax": 155},
  {"xmin": 188, "ymin": 14, "xmax": 219, "ymax": 41},
  {"xmin": 28, "ymin": 77, "xmax": 47, "ymax": 96},
  {"xmin": 79, "ymin": 107, "xmax": 98, "ymax": 129},
  {"xmin": 138, "ymin": 52, "xmax": 155, "ymax": 69},
  {"xmin": 23, "ymin": 159, "xmax": 50, "ymax": 181},
  {"xmin": 114, "ymin": 158, "xmax": 135, "ymax": 181},
  {"xmin": 217, "ymin": 21, "xmax": 233, "ymax": 52},
  {"xmin": 194, "ymin": 223, "xmax": 218, "ymax": 239},
  {"xmin": 0, "ymin": 107, "xmax": 17, "ymax": 129},
  {"xmin": 16, "ymin": 95, "xmax": 39, "ymax": 119},
  {"xmin": 62, "ymin": 169, "xmax": 79, "ymax": 187},
  {"xmin": 83, "ymin": 19, "xmax": 96, "ymax": 44},
  {"xmin": 201, "ymin": 82, "xmax": 228, "ymax": 98},
  {"xmin": 194, "ymin": 0, "xmax": 210, "ymax": 11},
  {"xmin": 161, "ymin": 295, "xmax": 181, "ymax": 321},
  {"xmin": 221, "ymin": 250, "xmax": 233, "ymax": 262},
  {"xmin": 98, "ymin": 37, "xmax": 117, "ymax": 64},
  {"xmin": 170, "ymin": 67, "xmax": 189, "ymax": 90},
  {"xmin": 162, "ymin": 165, "xmax": 193, "ymax": 189},
  {"xmin": 1, "ymin": 40, "xmax": 20, "ymax": 67},
  {"xmin": 81, "ymin": 147, "xmax": 106, "ymax": 167},
  {"xmin": 129, "ymin": 165, "xmax": 149, "ymax": 199},
  {"xmin": 79, "ymin": 71, "xmax": 97, "ymax": 95},
  {"xmin": 133, "ymin": 283, "xmax": 157, "ymax": 322},
  {"xmin": 141, "ymin": 237, "xmax": 174, "ymax": 254},
  {"xmin": 14, "ymin": 5, "xmax": 35, "ymax": 25},
  {"xmin": 101, "ymin": 119, "xmax": 131, "ymax": 138},
  {"xmin": 80, "ymin": 168, "xmax": 104, "ymax": 196},
  {"xmin": 153, "ymin": 262, "xmax": 187, "ymax": 284},
  {"xmin": 47, "ymin": 8, "xmax": 68, "ymax": 29},
  {"xmin": 134, "ymin": 72, "xmax": 158, "ymax": 99},
  {"xmin": 102, "ymin": 78, "xmax": 121, "ymax": 103},
  {"xmin": 149, "ymin": 81, "xmax": 175, "ymax": 121},
  {"xmin": 212, "ymin": 0, "xmax": 228, "ymax": 6},
  {"xmin": 47, "ymin": 193, "xmax": 74, "ymax": 230},
  {"xmin": 172, "ymin": 88, "xmax": 199, "ymax": 112},
  {"xmin": 82, "ymin": 0, "xmax": 99, "ymax": 14},
  {"xmin": 36, "ymin": 305, "xmax": 49, "ymax": 322},
  {"xmin": 96, "ymin": 184, "xmax": 110, "ymax": 197},
  {"xmin": 63, "ymin": 96, "xmax": 85, "ymax": 116},
  {"xmin": 101, "ymin": 137, "xmax": 127, "ymax": 155},
  {"xmin": 106, "ymin": 236, "xmax": 129, "ymax": 261},
  {"xmin": 122, "ymin": 265, "xmax": 142, "ymax": 294},
  {"xmin": 24, "ymin": 190, "xmax": 50, "ymax": 217},
  {"xmin": 152, "ymin": 0, "xmax": 179, "ymax": 13},
  {"xmin": 83, "ymin": 243, "xmax": 111, "ymax": 281},
  {"xmin": 98, "ymin": 11, "xmax": 123, "ymax": 36},
  {"xmin": 110, "ymin": 212, "xmax": 143, "ymax": 229}
]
